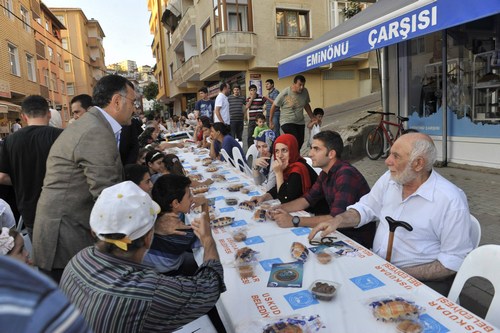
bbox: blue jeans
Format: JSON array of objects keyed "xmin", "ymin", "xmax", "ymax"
[{"xmin": 267, "ymin": 111, "xmax": 280, "ymax": 137}]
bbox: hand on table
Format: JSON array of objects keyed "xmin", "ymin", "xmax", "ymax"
[
  {"xmin": 308, "ymin": 220, "xmax": 340, "ymax": 241},
  {"xmin": 155, "ymin": 213, "xmax": 189, "ymax": 236},
  {"xmin": 269, "ymin": 208, "xmax": 293, "ymax": 228}
]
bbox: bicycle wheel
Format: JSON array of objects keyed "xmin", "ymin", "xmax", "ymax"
[{"xmin": 365, "ymin": 128, "xmax": 384, "ymax": 160}]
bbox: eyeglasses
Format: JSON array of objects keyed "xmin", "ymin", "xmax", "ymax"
[
  {"xmin": 120, "ymin": 94, "xmax": 141, "ymax": 109},
  {"xmin": 309, "ymin": 236, "xmax": 337, "ymax": 246}
]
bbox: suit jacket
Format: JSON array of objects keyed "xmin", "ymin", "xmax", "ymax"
[
  {"xmin": 33, "ymin": 107, "xmax": 123, "ymax": 270},
  {"xmin": 119, "ymin": 117, "xmax": 141, "ymax": 165}
]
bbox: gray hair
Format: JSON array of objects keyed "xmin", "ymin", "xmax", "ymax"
[{"xmin": 409, "ymin": 138, "xmax": 437, "ymax": 171}]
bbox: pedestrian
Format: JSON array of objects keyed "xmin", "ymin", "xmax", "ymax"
[
  {"xmin": 307, "ymin": 107, "xmax": 324, "ymax": 147},
  {"xmin": 214, "ymin": 82, "xmax": 230, "ymax": 124},
  {"xmin": 70, "ymin": 94, "xmax": 93, "ymax": 121},
  {"xmin": 265, "ymin": 79, "xmax": 280, "ymax": 137},
  {"xmin": 0, "ymin": 95, "xmax": 63, "ymax": 240},
  {"xmin": 245, "ymin": 84, "xmax": 268, "ymax": 148},
  {"xmin": 269, "ymin": 75, "xmax": 314, "ymax": 151},
  {"xmin": 11, "ymin": 118, "xmax": 21, "ymax": 133},
  {"xmin": 228, "ymin": 84, "xmax": 246, "ymax": 141},
  {"xmin": 33, "ymin": 74, "xmax": 135, "ymax": 283}
]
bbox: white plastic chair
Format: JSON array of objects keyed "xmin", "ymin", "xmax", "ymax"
[
  {"xmin": 232, "ymin": 146, "xmax": 252, "ymax": 176},
  {"xmin": 447, "ymin": 245, "xmax": 500, "ymax": 327},
  {"xmin": 303, "ymin": 156, "xmax": 322, "ymax": 174},
  {"xmin": 219, "ymin": 148, "xmax": 235, "ymax": 167},
  {"xmin": 246, "ymin": 144, "xmax": 259, "ymax": 169},
  {"xmin": 470, "ymin": 214, "xmax": 481, "ymax": 248}
]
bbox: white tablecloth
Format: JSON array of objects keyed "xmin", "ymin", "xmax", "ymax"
[{"xmin": 174, "ymin": 143, "xmax": 498, "ymax": 333}]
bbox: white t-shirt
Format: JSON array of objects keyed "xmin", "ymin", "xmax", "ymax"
[
  {"xmin": 11, "ymin": 123, "xmax": 21, "ymax": 133},
  {"xmin": 350, "ymin": 170, "xmax": 473, "ymax": 272},
  {"xmin": 214, "ymin": 92, "xmax": 230, "ymax": 124},
  {"xmin": 0, "ymin": 199, "xmax": 16, "ymax": 229}
]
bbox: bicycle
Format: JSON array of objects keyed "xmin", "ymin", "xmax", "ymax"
[{"xmin": 365, "ymin": 111, "xmax": 409, "ymax": 160}]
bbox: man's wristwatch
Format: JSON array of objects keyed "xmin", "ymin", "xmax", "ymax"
[{"xmin": 292, "ymin": 216, "xmax": 300, "ymax": 227}]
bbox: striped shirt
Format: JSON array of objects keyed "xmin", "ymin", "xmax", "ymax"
[
  {"xmin": 228, "ymin": 94, "xmax": 246, "ymax": 122},
  {"xmin": 246, "ymin": 96, "xmax": 267, "ymax": 122},
  {"xmin": 60, "ymin": 247, "xmax": 225, "ymax": 333}
]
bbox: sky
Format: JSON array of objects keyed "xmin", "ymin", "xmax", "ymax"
[{"xmin": 43, "ymin": 0, "xmax": 155, "ymax": 67}]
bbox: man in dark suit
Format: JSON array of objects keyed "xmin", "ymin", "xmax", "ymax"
[{"xmin": 33, "ymin": 75, "xmax": 136, "ymax": 282}]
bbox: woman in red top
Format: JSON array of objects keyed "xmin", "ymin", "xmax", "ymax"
[{"xmin": 254, "ymin": 134, "xmax": 317, "ymax": 204}]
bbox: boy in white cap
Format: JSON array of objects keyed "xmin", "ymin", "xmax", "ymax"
[{"xmin": 60, "ymin": 181, "xmax": 225, "ymax": 333}]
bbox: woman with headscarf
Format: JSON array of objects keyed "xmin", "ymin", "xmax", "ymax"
[
  {"xmin": 252, "ymin": 129, "xmax": 277, "ymax": 192},
  {"xmin": 252, "ymin": 134, "xmax": 318, "ymax": 204}
]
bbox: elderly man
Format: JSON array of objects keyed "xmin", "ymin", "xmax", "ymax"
[
  {"xmin": 309, "ymin": 133, "xmax": 473, "ymax": 295},
  {"xmin": 272, "ymin": 130, "xmax": 376, "ymax": 248},
  {"xmin": 60, "ymin": 181, "xmax": 225, "ymax": 333},
  {"xmin": 33, "ymin": 75, "xmax": 136, "ymax": 282}
]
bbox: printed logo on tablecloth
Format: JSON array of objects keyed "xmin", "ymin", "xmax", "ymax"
[
  {"xmin": 242, "ymin": 182, "xmax": 249, "ymax": 186},
  {"xmin": 209, "ymin": 187, "xmax": 216, "ymax": 191},
  {"xmin": 419, "ymin": 314, "xmax": 449, "ymax": 333},
  {"xmin": 219, "ymin": 170, "xmax": 231, "ymax": 175},
  {"xmin": 259, "ymin": 258, "xmax": 283, "ymax": 271},
  {"xmin": 231, "ymin": 220, "xmax": 248, "ymax": 227},
  {"xmin": 291, "ymin": 227, "xmax": 311, "ymax": 236},
  {"xmin": 220, "ymin": 207, "xmax": 235, "ymax": 213},
  {"xmin": 308, "ymin": 245, "xmax": 329, "ymax": 253},
  {"xmin": 284, "ymin": 290, "xmax": 319, "ymax": 310},
  {"xmin": 211, "ymin": 196, "xmax": 224, "ymax": 202},
  {"xmin": 350, "ymin": 274, "xmax": 385, "ymax": 291},
  {"xmin": 248, "ymin": 191, "xmax": 260, "ymax": 196},
  {"xmin": 245, "ymin": 236, "xmax": 264, "ymax": 245},
  {"xmin": 227, "ymin": 176, "xmax": 239, "ymax": 181}
]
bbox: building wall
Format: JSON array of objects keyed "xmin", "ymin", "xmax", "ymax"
[
  {"xmin": 50, "ymin": 8, "xmax": 94, "ymax": 96},
  {"xmin": 148, "ymin": 0, "xmax": 170, "ymax": 102}
]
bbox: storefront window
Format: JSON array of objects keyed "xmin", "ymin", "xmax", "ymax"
[{"xmin": 407, "ymin": 15, "xmax": 500, "ymax": 126}]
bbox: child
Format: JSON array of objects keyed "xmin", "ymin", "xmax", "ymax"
[
  {"xmin": 307, "ymin": 108, "xmax": 324, "ymax": 147},
  {"xmin": 143, "ymin": 174, "xmax": 207, "ymax": 275},
  {"xmin": 162, "ymin": 154, "xmax": 213, "ymax": 187},
  {"xmin": 0, "ymin": 227, "xmax": 30, "ymax": 265},
  {"xmin": 124, "ymin": 164, "xmax": 153, "ymax": 195},
  {"xmin": 145, "ymin": 150, "xmax": 164, "ymax": 184},
  {"xmin": 252, "ymin": 113, "xmax": 269, "ymax": 139}
]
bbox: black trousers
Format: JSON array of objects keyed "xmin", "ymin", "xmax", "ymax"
[
  {"xmin": 281, "ymin": 123, "xmax": 305, "ymax": 151},
  {"xmin": 230, "ymin": 121, "xmax": 244, "ymax": 141}
]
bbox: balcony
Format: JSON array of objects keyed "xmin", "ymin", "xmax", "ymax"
[
  {"xmin": 212, "ymin": 31, "xmax": 257, "ymax": 60},
  {"xmin": 88, "ymin": 37, "xmax": 101, "ymax": 48},
  {"xmin": 173, "ymin": 55, "xmax": 200, "ymax": 88}
]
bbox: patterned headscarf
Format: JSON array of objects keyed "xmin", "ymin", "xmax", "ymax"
[{"xmin": 255, "ymin": 129, "xmax": 275, "ymax": 151}]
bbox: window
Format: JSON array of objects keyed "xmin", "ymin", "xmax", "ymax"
[
  {"xmin": 64, "ymin": 60, "xmax": 71, "ymax": 72},
  {"xmin": 57, "ymin": 53, "xmax": 62, "ymax": 67},
  {"xmin": 67, "ymin": 82, "xmax": 75, "ymax": 95},
  {"xmin": 8, "ymin": 44, "xmax": 20, "ymax": 76},
  {"xmin": 213, "ymin": 0, "xmax": 252, "ymax": 32},
  {"xmin": 45, "ymin": 19, "xmax": 50, "ymax": 32},
  {"xmin": 168, "ymin": 65, "xmax": 173, "ymax": 80},
  {"xmin": 26, "ymin": 53, "xmax": 36, "ymax": 82},
  {"xmin": 3, "ymin": 0, "xmax": 13, "ymax": 19},
  {"xmin": 47, "ymin": 47, "xmax": 54, "ymax": 62},
  {"xmin": 330, "ymin": 1, "xmax": 347, "ymax": 29},
  {"xmin": 43, "ymin": 69, "xmax": 49, "ymax": 87},
  {"xmin": 276, "ymin": 9, "xmax": 310, "ymax": 37},
  {"xmin": 60, "ymin": 80, "xmax": 65, "ymax": 94},
  {"xmin": 50, "ymin": 72, "xmax": 57, "ymax": 91},
  {"xmin": 55, "ymin": 14, "xmax": 64, "ymax": 25},
  {"xmin": 62, "ymin": 38, "xmax": 68, "ymax": 50},
  {"xmin": 201, "ymin": 20, "xmax": 212, "ymax": 50},
  {"xmin": 20, "ymin": 5, "xmax": 31, "ymax": 32}
]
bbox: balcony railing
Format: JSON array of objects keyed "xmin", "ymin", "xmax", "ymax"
[
  {"xmin": 173, "ymin": 55, "xmax": 199, "ymax": 87},
  {"xmin": 212, "ymin": 31, "xmax": 257, "ymax": 60}
]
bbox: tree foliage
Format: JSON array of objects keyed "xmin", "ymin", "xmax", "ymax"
[{"xmin": 143, "ymin": 82, "xmax": 159, "ymax": 101}]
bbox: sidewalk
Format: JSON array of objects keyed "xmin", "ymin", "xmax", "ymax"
[{"xmin": 350, "ymin": 156, "xmax": 500, "ymax": 318}]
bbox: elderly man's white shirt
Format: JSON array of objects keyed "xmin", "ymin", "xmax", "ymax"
[{"xmin": 349, "ymin": 170, "xmax": 472, "ymax": 272}]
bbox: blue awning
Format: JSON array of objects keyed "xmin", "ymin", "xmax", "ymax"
[{"xmin": 278, "ymin": 0, "xmax": 500, "ymax": 78}]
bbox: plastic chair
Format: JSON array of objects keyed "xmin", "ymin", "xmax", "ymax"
[
  {"xmin": 470, "ymin": 214, "xmax": 481, "ymax": 248},
  {"xmin": 219, "ymin": 148, "xmax": 235, "ymax": 167},
  {"xmin": 246, "ymin": 144, "xmax": 259, "ymax": 169},
  {"xmin": 447, "ymin": 245, "xmax": 500, "ymax": 327},
  {"xmin": 303, "ymin": 156, "xmax": 322, "ymax": 174},
  {"xmin": 232, "ymin": 146, "xmax": 252, "ymax": 176}
]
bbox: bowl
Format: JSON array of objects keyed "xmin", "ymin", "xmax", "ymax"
[{"xmin": 309, "ymin": 279, "xmax": 339, "ymax": 301}]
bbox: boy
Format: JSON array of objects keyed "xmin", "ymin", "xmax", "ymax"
[
  {"xmin": 143, "ymin": 174, "xmax": 207, "ymax": 275},
  {"xmin": 252, "ymin": 113, "xmax": 269, "ymax": 139},
  {"xmin": 307, "ymin": 108, "xmax": 324, "ymax": 147}
]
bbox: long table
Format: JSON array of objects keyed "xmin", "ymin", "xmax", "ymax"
[{"xmin": 173, "ymin": 143, "xmax": 498, "ymax": 333}]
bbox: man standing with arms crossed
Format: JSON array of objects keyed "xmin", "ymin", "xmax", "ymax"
[
  {"xmin": 33, "ymin": 75, "xmax": 136, "ymax": 282},
  {"xmin": 269, "ymin": 75, "xmax": 314, "ymax": 151}
]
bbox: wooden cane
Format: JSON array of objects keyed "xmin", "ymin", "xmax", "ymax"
[{"xmin": 385, "ymin": 216, "xmax": 413, "ymax": 262}]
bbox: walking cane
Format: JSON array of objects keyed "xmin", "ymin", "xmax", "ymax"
[{"xmin": 385, "ymin": 216, "xmax": 413, "ymax": 262}]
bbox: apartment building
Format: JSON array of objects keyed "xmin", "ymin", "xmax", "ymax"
[
  {"xmin": 49, "ymin": 7, "xmax": 106, "ymax": 99},
  {"xmin": 34, "ymin": 2, "xmax": 69, "ymax": 124},
  {"xmin": 148, "ymin": 0, "xmax": 170, "ymax": 108},
  {"xmin": 0, "ymin": 0, "xmax": 40, "ymax": 134},
  {"xmin": 149, "ymin": 0, "xmax": 378, "ymax": 115}
]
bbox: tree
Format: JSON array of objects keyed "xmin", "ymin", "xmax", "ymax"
[
  {"xmin": 143, "ymin": 82, "xmax": 159, "ymax": 101},
  {"xmin": 343, "ymin": 2, "xmax": 362, "ymax": 19}
]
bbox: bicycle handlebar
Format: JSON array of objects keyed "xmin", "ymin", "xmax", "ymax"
[{"xmin": 367, "ymin": 111, "xmax": 396, "ymax": 116}]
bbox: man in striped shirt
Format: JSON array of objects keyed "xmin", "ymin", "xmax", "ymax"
[
  {"xmin": 60, "ymin": 181, "xmax": 225, "ymax": 333},
  {"xmin": 245, "ymin": 84, "xmax": 268, "ymax": 148}
]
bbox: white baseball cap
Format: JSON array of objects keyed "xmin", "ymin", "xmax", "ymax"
[{"xmin": 90, "ymin": 181, "xmax": 160, "ymax": 250}]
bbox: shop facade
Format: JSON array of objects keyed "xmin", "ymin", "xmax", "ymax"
[{"xmin": 279, "ymin": 0, "xmax": 500, "ymax": 169}]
